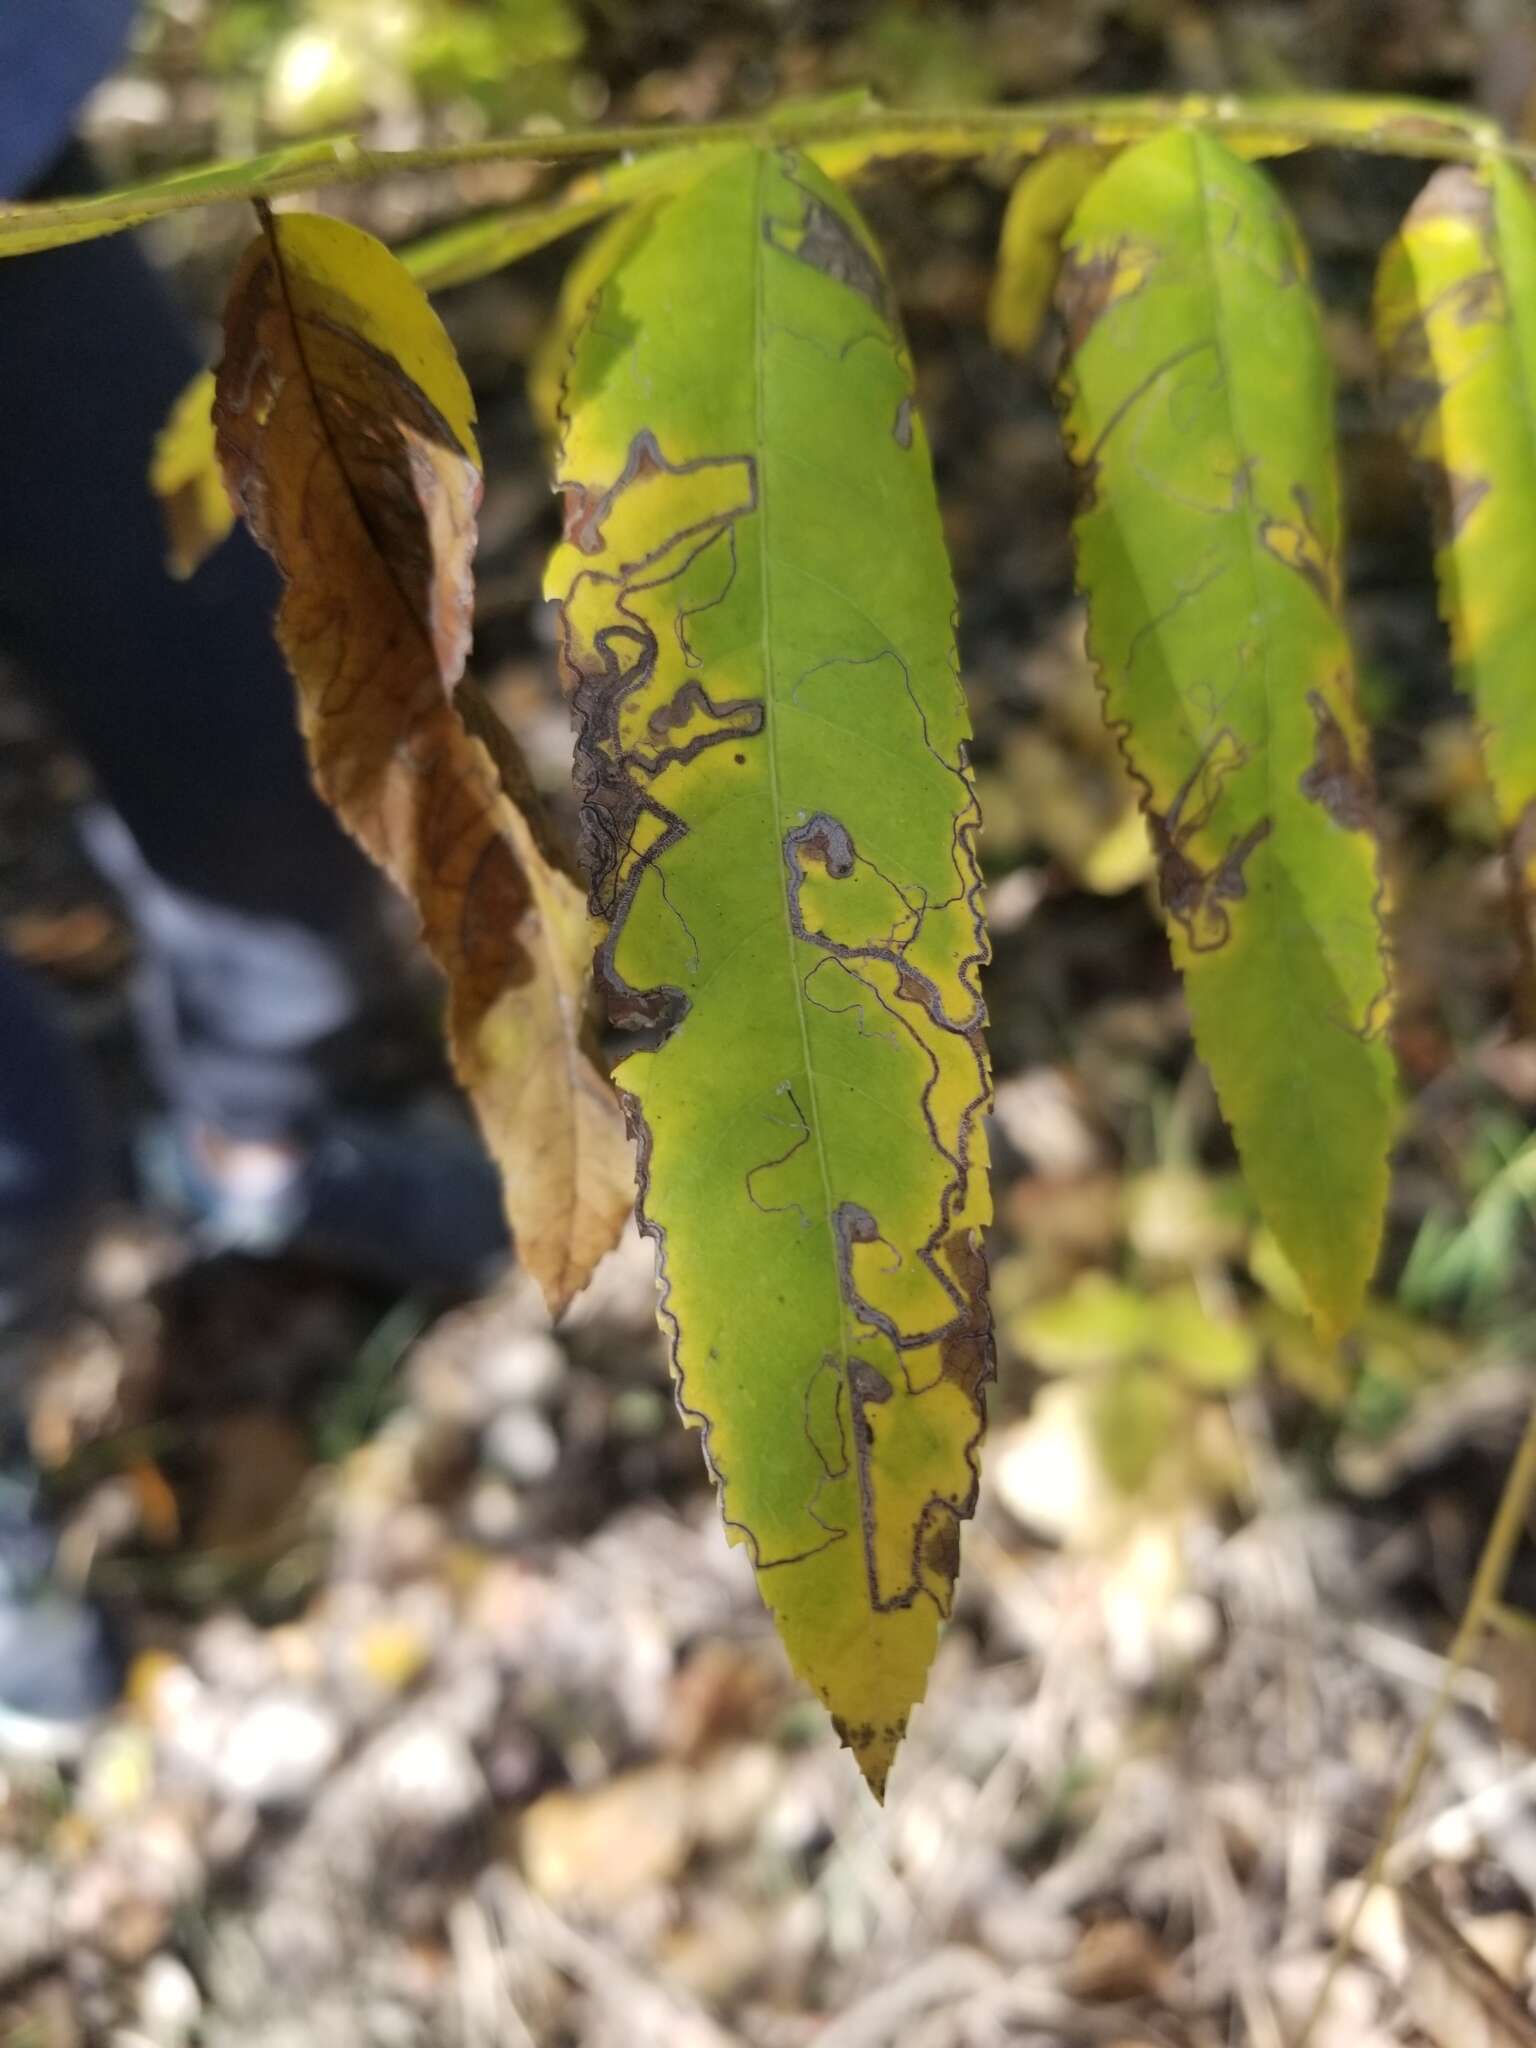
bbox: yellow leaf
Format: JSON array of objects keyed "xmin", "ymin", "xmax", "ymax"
[
  {"xmin": 989, "ymin": 147, "xmax": 1107, "ymax": 358},
  {"xmin": 148, "ymin": 368, "xmax": 234, "ymax": 579},
  {"xmin": 1145, "ymin": 1288, "xmax": 1256, "ymax": 1393}
]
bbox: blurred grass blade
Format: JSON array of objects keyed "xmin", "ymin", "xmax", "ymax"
[
  {"xmin": 1055, "ymin": 130, "xmax": 1396, "ymax": 1337},
  {"xmin": 988, "ymin": 147, "xmax": 1107, "ymax": 358},
  {"xmin": 1398, "ymin": 1124, "xmax": 1536, "ymax": 1317},
  {"xmin": 1376, "ymin": 160, "xmax": 1536, "ymax": 887},
  {"xmin": 546, "ymin": 146, "xmax": 992, "ymax": 1794}
]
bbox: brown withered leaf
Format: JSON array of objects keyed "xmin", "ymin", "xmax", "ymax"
[{"xmin": 213, "ymin": 205, "xmax": 631, "ymax": 1311}]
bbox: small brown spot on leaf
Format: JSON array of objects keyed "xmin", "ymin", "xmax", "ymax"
[
  {"xmin": 771, "ymin": 189, "xmax": 888, "ymax": 315},
  {"xmin": 1299, "ymin": 688, "xmax": 1373, "ymax": 831},
  {"xmin": 1405, "ymin": 162, "xmax": 1494, "ymax": 235},
  {"xmin": 847, "ymin": 1357, "xmax": 893, "ymax": 1405},
  {"xmin": 1428, "ymin": 464, "xmax": 1490, "ymax": 542},
  {"xmin": 1259, "ymin": 486, "xmax": 1336, "ymax": 608},
  {"xmin": 938, "ymin": 1227, "xmax": 991, "ymax": 1398},
  {"xmin": 921, "ymin": 1514, "xmax": 961, "ymax": 1585},
  {"xmin": 1145, "ymin": 733, "xmax": 1271, "ymax": 952},
  {"xmin": 1056, "ymin": 239, "xmax": 1157, "ymax": 351},
  {"xmin": 786, "ymin": 813, "xmax": 857, "ymax": 880}
]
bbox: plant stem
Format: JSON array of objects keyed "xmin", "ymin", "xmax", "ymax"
[{"xmin": 0, "ymin": 94, "xmax": 1522, "ymax": 250}]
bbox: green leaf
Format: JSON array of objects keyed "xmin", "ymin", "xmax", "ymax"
[
  {"xmin": 1015, "ymin": 1272, "xmax": 1155, "ymax": 1371},
  {"xmin": 1013, "ymin": 1272, "xmax": 1256, "ymax": 1391},
  {"xmin": 976, "ymin": 99, "xmax": 1478, "ymax": 351},
  {"xmin": 522, "ymin": 102, "xmax": 897, "ymax": 441},
  {"xmin": 988, "ymin": 147, "xmax": 1107, "ymax": 358},
  {"xmin": 528, "ymin": 201, "xmax": 660, "ymax": 443},
  {"xmin": 545, "ymin": 146, "xmax": 991, "ymax": 1796},
  {"xmin": 1091, "ymin": 1358, "xmax": 1184, "ymax": 1494},
  {"xmin": 1055, "ymin": 129, "xmax": 1396, "ymax": 1339},
  {"xmin": 1376, "ymin": 160, "xmax": 1536, "ymax": 879}
]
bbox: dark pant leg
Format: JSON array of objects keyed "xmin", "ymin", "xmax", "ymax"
[
  {"xmin": 0, "ymin": 952, "xmax": 101, "ymax": 1346},
  {"xmin": 0, "ymin": 146, "xmax": 390, "ymax": 1138}
]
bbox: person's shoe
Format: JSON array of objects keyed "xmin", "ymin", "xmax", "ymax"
[
  {"xmin": 0, "ymin": 1470, "xmax": 123, "ymax": 1762},
  {"xmin": 138, "ymin": 1103, "xmax": 510, "ymax": 1296}
]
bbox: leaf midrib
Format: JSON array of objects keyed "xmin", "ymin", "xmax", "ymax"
[{"xmin": 751, "ymin": 150, "xmax": 854, "ymax": 1379}]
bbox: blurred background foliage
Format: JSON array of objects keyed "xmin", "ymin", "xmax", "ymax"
[{"xmin": 204, "ymin": 0, "xmax": 590, "ymax": 137}]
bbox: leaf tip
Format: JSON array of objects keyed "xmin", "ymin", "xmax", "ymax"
[
  {"xmin": 1304, "ymin": 1290, "xmax": 1360, "ymax": 1355},
  {"xmin": 835, "ymin": 1715, "xmax": 905, "ymax": 1803},
  {"xmin": 536, "ymin": 1274, "xmax": 578, "ymax": 1323},
  {"xmin": 1279, "ymin": 1153, "xmax": 1388, "ymax": 1350},
  {"xmin": 528, "ymin": 1244, "xmax": 596, "ymax": 1323}
]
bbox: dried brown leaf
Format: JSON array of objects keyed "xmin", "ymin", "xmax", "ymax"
[{"xmin": 214, "ymin": 207, "xmax": 631, "ymax": 1311}]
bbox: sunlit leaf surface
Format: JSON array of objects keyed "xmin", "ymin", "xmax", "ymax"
[
  {"xmin": 1056, "ymin": 130, "xmax": 1396, "ymax": 1337},
  {"xmin": 547, "ymin": 147, "xmax": 992, "ymax": 1793}
]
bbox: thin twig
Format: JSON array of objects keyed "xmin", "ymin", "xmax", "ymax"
[
  {"xmin": 1294, "ymin": 1394, "xmax": 1536, "ymax": 2047},
  {"xmin": 1386, "ymin": 1756, "xmax": 1536, "ymax": 1879},
  {"xmin": 0, "ymin": 94, "xmax": 1523, "ymax": 250}
]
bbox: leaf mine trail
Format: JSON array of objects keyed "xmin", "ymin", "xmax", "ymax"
[
  {"xmin": 1056, "ymin": 130, "xmax": 1396, "ymax": 1339},
  {"xmin": 1377, "ymin": 160, "xmax": 1536, "ymax": 903},
  {"xmin": 547, "ymin": 146, "xmax": 992, "ymax": 1795}
]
